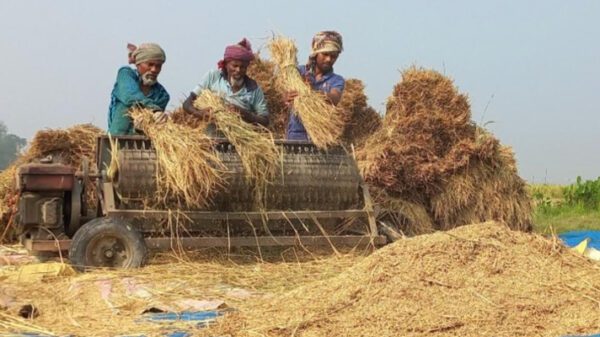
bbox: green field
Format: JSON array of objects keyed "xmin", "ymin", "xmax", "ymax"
[{"xmin": 530, "ymin": 177, "xmax": 600, "ymax": 234}]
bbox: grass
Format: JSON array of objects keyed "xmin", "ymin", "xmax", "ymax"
[
  {"xmin": 530, "ymin": 179, "xmax": 600, "ymax": 234},
  {"xmin": 533, "ymin": 204, "xmax": 600, "ymax": 234}
]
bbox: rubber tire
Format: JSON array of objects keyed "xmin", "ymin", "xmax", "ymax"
[{"xmin": 69, "ymin": 217, "xmax": 147, "ymax": 272}]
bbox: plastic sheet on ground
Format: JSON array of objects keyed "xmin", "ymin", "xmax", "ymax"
[
  {"xmin": 560, "ymin": 230, "xmax": 600, "ymax": 261},
  {"xmin": 6, "ymin": 309, "xmax": 224, "ymax": 337}
]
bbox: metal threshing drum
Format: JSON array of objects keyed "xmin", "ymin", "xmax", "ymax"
[{"xmin": 112, "ymin": 139, "xmax": 362, "ymax": 211}]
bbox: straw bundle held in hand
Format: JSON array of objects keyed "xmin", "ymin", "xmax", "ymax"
[
  {"xmin": 193, "ymin": 90, "xmax": 279, "ymax": 209},
  {"xmin": 129, "ymin": 108, "xmax": 224, "ymax": 208},
  {"xmin": 268, "ymin": 36, "xmax": 344, "ymax": 148}
]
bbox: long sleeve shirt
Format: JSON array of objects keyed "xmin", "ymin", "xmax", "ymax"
[{"xmin": 107, "ymin": 66, "xmax": 169, "ymax": 135}]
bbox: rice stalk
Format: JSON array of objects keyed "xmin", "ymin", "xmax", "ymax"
[
  {"xmin": 193, "ymin": 90, "xmax": 280, "ymax": 209},
  {"xmin": 130, "ymin": 107, "xmax": 225, "ymax": 208}
]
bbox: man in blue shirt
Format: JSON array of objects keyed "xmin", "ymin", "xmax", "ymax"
[
  {"xmin": 284, "ymin": 31, "xmax": 346, "ymax": 141},
  {"xmin": 107, "ymin": 43, "xmax": 170, "ymax": 135},
  {"xmin": 182, "ymin": 38, "xmax": 269, "ymax": 134}
]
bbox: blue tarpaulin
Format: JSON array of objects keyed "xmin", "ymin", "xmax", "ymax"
[
  {"xmin": 5, "ymin": 310, "xmax": 223, "ymax": 337},
  {"xmin": 559, "ymin": 230, "xmax": 600, "ymax": 249}
]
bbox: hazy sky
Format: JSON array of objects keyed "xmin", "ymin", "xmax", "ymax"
[{"xmin": 1, "ymin": 0, "xmax": 598, "ymax": 184}]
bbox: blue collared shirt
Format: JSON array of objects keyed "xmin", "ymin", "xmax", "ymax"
[
  {"xmin": 286, "ymin": 65, "xmax": 345, "ymax": 141},
  {"xmin": 192, "ymin": 70, "xmax": 268, "ymax": 116},
  {"xmin": 107, "ymin": 66, "xmax": 170, "ymax": 135}
]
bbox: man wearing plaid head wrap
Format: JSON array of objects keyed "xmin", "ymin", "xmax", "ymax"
[
  {"xmin": 108, "ymin": 43, "xmax": 170, "ymax": 135},
  {"xmin": 285, "ymin": 31, "xmax": 346, "ymax": 141},
  {"xmin": 183, "ymin": 38, "xmax": 269, "ymax": 135}
]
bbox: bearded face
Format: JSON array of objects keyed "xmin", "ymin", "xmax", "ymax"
[
  {"xmin": 136, "ymin": 60, "xmax": 163, "ymax": 87},
  {"xmin": 141, "ymin": 72, "xmax": 158, "ymax": 86}
]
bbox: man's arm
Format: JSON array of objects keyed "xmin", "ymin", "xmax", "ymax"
[
  {"xmin": 243, "ymin": 88, "xmax": 269, "ymax": 127},
  {"xmin": 156, "ymin": 86, "xmax": 170, "ymax": 111},
  {"xmin": 326, "ymin": 88, "xmax": 343, "ymax": 106},
  {"xmin": 238, "ymin": 108, "xmax": 269, "ymax": 126},
  {"xmin": 108, "ymin": 108, "xmax": 135, "ymax": 135},
  {"xmin": 182, "ymin": 92, "xmax": 213, "ymax": 120},
  {"xmin": 326, "ymin": 76, "xmax": 345, "ymax": 106}
]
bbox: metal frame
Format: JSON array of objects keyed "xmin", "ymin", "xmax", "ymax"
[{"xmin": 24, "ymin": 135, "xmax": 386, "ymax": 252}]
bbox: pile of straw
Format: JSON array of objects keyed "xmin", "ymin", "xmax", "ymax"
[
  {"xmin": 338, "ymin": 79, "xmax": 382, "ymax": 147},
  {"xmin": 207, "ymin": 223, "xmax": 600, "ymax": 337},
  {"xmin": 0, "ymin": 248, "xmax": 359, "ymax": 336},
  {"xmin": 193, "ymin": 90, "xmax": 280, "ymax": 209},
  {"xmin": 0, "ymin": 124, "xmax": 102, "ymax": 243},
  {"xmin": 268, "ymin": 36, "xmax": 344, "ymax": 148},
  {"xmin": 4, "ymin": 223, "xmax": 598, "ymax": 337},
  {"xmin": 129, "ymin": 108, "xmax": 224, "ymax": 208},
  {"xmin": 247, "ymin": 55, "xmax": 289, "ymax": 138},
  {"xmin": 357, "ymin": 67, "xmax": 532, "ymax": 231}
]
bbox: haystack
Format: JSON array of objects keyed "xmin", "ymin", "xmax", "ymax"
[
  {"xmin": 207, "ymin": 223, "xmax": 600, "ymax": 337},
  {"xmin": 247, "ymin": 55, "xmax": 288, "ymax": 138},
  {"xmin": 0, "ymin": 124, "xmax": 102, "ymax": 243},
  {"xmin": 129, "ymin": 108, "xmax": 224, "ymax": 208},
  {"xmin": 357, "ymin": 67, "xmax": 532, "ymax": 231},
  {"xmin": 338, "ymin": 79, "xmax": 382, "ymax": 147},
  {"xmin": 268, "ymin": 36, "xmax": 345, "ymax": 148}
]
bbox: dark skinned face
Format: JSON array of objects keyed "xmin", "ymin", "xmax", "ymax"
[
  {"xmin": 225, "ymin": 59, "xmax": 249, "ymax": 81},
  {"xmin": 136, "ymin": 60, "xmax": 163, "ymax": 86},
  {"xmin": 315, "ymin": 52, "xmax": 339, "ymax": 73}
]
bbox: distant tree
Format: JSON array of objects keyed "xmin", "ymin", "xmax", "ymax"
[{"xmin": 0, "ymin": 121, "xmax": 27, "ymax": 170}]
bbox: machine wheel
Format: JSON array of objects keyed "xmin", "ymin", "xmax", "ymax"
[{"xmin": 69, "ymin": 217, "xmax": 147, "ymax": 271}]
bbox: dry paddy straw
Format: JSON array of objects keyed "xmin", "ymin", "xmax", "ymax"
[
  {"xmin": 204, "ymin": 222, "xmax": 600, "ymax": 337},
  {"xmin": 130, "ymin": 108, "xmax": 224, "ymax": 208},
  {"xmin": 268, "ymin": 36, "xmax": 344, "ymax": 148},
  {"xmin": 193, "ymin": 90, "xmax": 280, "ymax": 209},
  {"xmin": 0, "ymin": 249, "xmax": 361, "ymax": 336},
  {"xmin": 2, "ymin": 224, "xmax": 599, "ymax": 336}
]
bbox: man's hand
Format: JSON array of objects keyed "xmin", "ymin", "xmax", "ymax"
[
  {"xmin": 152, "ymin": 111, "xmax": 168, "ymax": 123},
  {"xmin": 283, "ymin": 90, "xmax": 299, "ymax": 107}
]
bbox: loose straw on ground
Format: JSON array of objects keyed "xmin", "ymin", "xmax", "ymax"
[
  {"xmin": 130, "ymin": 107, "xmax": 225, "ymax": 208},
  {"xmin": 193, "ymin": 90, "xmax": 280, "ymax": 209},
  {"xmin": 268, "ymin": 36, "xmax": 344, "ymax": 148}
]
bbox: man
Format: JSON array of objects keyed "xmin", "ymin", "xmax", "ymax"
[
  {"xmin": 107, "ymin": 43, "xmax": 170, "ymax": 135},
  {"xmin": 182, "ymin": 38, "xmax": 269, "ymax": 134},
  {"xmin": 285, "ymin": 31, "xmax": 345, "ymax": 141}
]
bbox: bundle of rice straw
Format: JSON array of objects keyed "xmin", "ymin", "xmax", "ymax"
[
  {"xmin": 0, "ymin": 124, "xmax": 103, "ymax": 243},
  {"xmin": 268, "ymin": 36, "xmax": 344, "ymax": 148},
  {"xmin": 193, "ymin": 90, "xmax": 279, "ymax": 209},
  {"xmin": 247, "ymin": 54, "xmax": 289, "ymax": 138},
  {"xmin": 338, "ymin": 79, "xmax": 382, "ymax": 147},
  {"xmin": 170, "ymin": 106, "xmax": 207, "ymax": 129},
  {"xmin": 357, "ymin": 67, "xmax": 532, "ymax": 231},
  {"xmin": 129, "ymin": 108, "xmax": 224, "ymax": 208}
]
